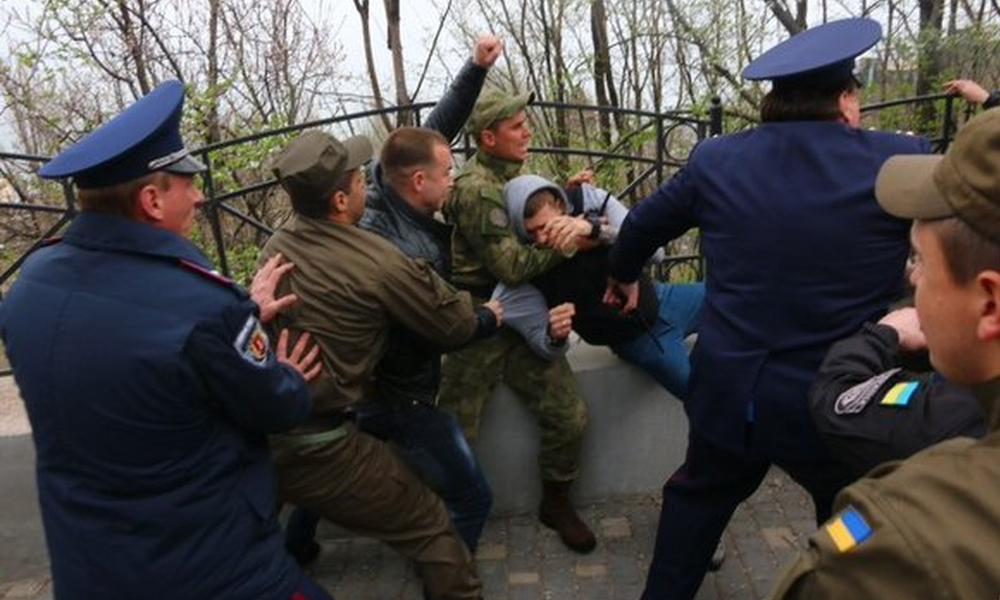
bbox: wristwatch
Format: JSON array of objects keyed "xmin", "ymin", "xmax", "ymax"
[
  {"xmin": 984, "ymin": 91, "xmax": 1000, "ymax": 110},
  {"xmin": 586, "ymin": 215, "xmax": 602, "ymax": 240}
]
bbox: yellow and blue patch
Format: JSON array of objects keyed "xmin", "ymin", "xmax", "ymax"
[
  {"xmin": 880, "ymin": 381, "xmax": 919, "ymax": 407},
  {"xmin": 823, "ymin": 506, "xmax": 872, "ymax": 553}
]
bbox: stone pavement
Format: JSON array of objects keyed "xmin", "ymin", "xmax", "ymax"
[
  {"xmin": 303, "ymin": 469, "xmax": 813, "ymax": 600},
  {"xmin": 0, "ymin": 375, "xmax": 817, "ymax": 600}
]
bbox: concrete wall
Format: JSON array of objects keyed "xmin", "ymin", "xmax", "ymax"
[{"xmin": 474, "ymin": 342, "xmax": 690, "ymax": 514}]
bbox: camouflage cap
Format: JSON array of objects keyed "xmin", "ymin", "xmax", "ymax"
[
  {"xmin": 467, "ymin": 89, "xmax": 534, "ymax": 137},
  {"xmin": 876, "ymin": 109, "xmax": 1000, "ymax": 241},
  {"xmin": 269, "ymin": 130, "xmax": 372, "ymax": 204}
]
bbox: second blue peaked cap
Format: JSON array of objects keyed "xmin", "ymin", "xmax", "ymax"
[
  {"xmin": 38, "ymin": 80, "xmax": 205, "ymax": 189},
  {"xmin": 743, "ymin": 18, "xmax": 882, "ymax": 88}
]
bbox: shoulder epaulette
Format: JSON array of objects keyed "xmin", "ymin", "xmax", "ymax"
[{"xmin": 178, "ymin": 258, "xmax": 235, "ymax": 286}]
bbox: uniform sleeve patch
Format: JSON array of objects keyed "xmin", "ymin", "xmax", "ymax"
[
  {"xmin": 489, "ymin": 207, "xmax": 510, "ymax": 228},
  {"xmin": 233, "ymin": 314, "xmax": 270, "ymax": 366},
  {"xmin": 823, "ymin": 506, "xmax": 872, "ymax": 553},
  {"xmin": 880, "ymin": 381, "xmax": 919, "ymax": 407},
  {"xmin": 834, "ymin": 368, "xmax": 901, "ymax": 415}
]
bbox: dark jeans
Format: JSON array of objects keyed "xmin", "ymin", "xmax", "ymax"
[
  {"xmin": 285, "ymin": 402, "xmax": 493, "ymax": 554},
  {"xmin": 611, "ymin": 282, "xmax": 705, "ymax": 400},
  {"xmin": 641, "ymin": 429, "xmax": 853, "ymax": 600}
]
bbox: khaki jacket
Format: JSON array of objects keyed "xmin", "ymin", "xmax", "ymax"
[
  {"xmin": 445, "ymin": 151, "xmax": 564, "ymax": 294},
  {"xmin": 772, "ymin": 380, "xmax": 1000, "ymax": 599},
  {"xmin": 262, "ymin": 215, "xmax": 480, "ymax": 416}
]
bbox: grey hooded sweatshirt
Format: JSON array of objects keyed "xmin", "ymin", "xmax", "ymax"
[{"xmin": 492, "ymin": 175, "xmax": 630, "ymax": 360}]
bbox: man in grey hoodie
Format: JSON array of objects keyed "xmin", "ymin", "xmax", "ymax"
[{"xmin": 494, "ymin": 174, "xmax": 705, "ymax": 401}]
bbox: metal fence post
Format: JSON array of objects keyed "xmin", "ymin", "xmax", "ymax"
[
  {"xmin": 941, "ymin": 95, "xmax": 955, "ymax": 152},
  {"xmin": 199, "ymin": 152, "xmax": 230, "ymax": 276},
  {"xmin": 710, "ymin": 97, "xmax": 723, "ymax": 137},
  {"xmin": 654, "ymin": 116, "xmax": 665, "ymax": 184}
]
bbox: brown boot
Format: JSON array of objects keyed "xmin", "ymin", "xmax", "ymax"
[{"xmin": 539, "ymin": 480, "xmax": 596, "ymax": 553}]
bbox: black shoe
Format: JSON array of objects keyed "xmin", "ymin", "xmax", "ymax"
[
  {"xmin": 287, "ymin": 539, "xmax": 321, "ymax": 567},
  {"xmin": 708, "ymin": 539, "xmax": 726, "ymax": 571}
]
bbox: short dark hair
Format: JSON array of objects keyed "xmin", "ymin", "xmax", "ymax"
[
  {"xmin": 927, "ymin": 217, "xmax": 1000, "ymax": 284},
  {"xmin": 290, "ymin": 168, "xmax": 357, "ymax": 218},
  {"xmin": 380, "ymin": 127, "xmax": 449, "ymax": 189},
  {"xmin": 760, "ymin": 75, "xmax": 859, "ymax": 123},
  {"xmin": 77, "ymin": 172, "xmax": 172, "ymax": 217},
  {"xmin": 524, "ymin": 189, "xmax": 564, "ymax": 220}
]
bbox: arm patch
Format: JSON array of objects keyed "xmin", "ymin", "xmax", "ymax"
[
  {"xmin": 834, "ymin": 368, "xmax": 901, "ymax": 415},
  {"xmin": 234, "ymin": 314, "xmax": 270, "ymax": 367}
]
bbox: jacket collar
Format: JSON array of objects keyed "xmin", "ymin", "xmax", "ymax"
[
  {"xmin": 63, "ymin": 212, "xmax": 212, "ymax": 267},
  {"xmin": 473, "ymin": 150, "xmax": 524, "ymax": 181},
  {"xmin": 971, "ymin": 376, "xmax": 1000, "ymax": 432},
  {"xmin": 382, "ymin": 179, "xmax": 451, "ymax": 233}
]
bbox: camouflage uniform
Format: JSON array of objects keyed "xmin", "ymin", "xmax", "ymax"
[{"xmin": 440, "ymin": 146, "xmax": 587, "ymax": 483}]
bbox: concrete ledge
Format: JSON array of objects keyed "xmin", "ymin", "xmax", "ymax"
[{"xmin": 475, "ymin": 341, "xmax": 688, "ymax": 514}]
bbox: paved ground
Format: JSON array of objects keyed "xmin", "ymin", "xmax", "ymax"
[{"xmin": 0, "ymin": 376, "xmax": 816, "ymax": 600}]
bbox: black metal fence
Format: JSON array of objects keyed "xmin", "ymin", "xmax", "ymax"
[{"xmin": 0, "ymin": 92, "xmax": 969, "ymax": 290}]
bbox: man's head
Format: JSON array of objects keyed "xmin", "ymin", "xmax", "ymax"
[
  {"xmin": 270, "ymin": 130, "xmax": 373, "ymax": 225},
  {"xmin": 77, "ymin": 172, "xmax": 203, "ymax": 236},
  {"xmin": 467, "ymin": 89, "xmax": 533, "ymax": 163},
  {"xmin": 38, "ymin": 80, "xmax": 207, "ymax": 236},
  {"xmin": 744, "ymin": 18, "xmax": 880, "ymax": 128},
  {"xmin": 877, "ymin": 109, "xmax": 1000, "ymax": 384},
  {"xmin": 502, "ymin": 174, "xmax": 569, "ymax": 244},
  {"xmin": 380, "ymin": 127, "xmax": 454, "ymax": 215},
  {"xmin": 760, "ymin": 76, "xmax": 862, "ymax": 125},
  {"xmin": 524, "ymin": 188, "xmax": 568, "ymax": 245}
]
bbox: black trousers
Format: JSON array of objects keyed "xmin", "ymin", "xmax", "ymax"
[{"xmin": 641, "ymin": 428, "xmax": 853, "ymax": 600}]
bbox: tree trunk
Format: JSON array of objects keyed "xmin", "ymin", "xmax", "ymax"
[
  {"xmin": 353, "ymin": 0, "xmax": 392, "ymax": 131},
  {"xmin": 383, "ymin": 0, "xmax": 412, "ymax": 127},
  {"xmin": 916, "ymin": 0, "xmax": 945, "ymax": 128}
]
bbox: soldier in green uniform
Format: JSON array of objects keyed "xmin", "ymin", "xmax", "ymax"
[
  {"xmin": 439, "ymin": 89, "xmax": 596, "ymax": 552},
  {"xmin": 263, "ymin": 130, "xmax": 504, "ymax": 600},
  {"xmin": 771, "ymin": 108, "xmax": 1000, "ymax": 600}
]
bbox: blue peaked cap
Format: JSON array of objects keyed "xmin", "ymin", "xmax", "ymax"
[
  {"xmin": 39, "ymin": 80, "xmax": 205, "ymax": 189},
  {"xmin": 743, "ymin": 18, "xmax": 882, "ymax": 87}
]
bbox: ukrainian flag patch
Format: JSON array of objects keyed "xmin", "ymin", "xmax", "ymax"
[
  {"xmin": 824, "ymin": 506, "xmax": 872, "ymax": 553},
  {"xmin": 880, "ymin": 381, "xmax": 919, "ymax": 407}
]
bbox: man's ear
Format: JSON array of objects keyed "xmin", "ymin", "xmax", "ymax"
[
  {"xmin": 479, "ymin": 129, "xmax": 495, "ymax": 151},
  {"xmin": 330, "ymin": 190, "xmax": 348, "ymax": 214},
  {"xmin": 136, "ymin": 183, "xmax": 164, "ymax": 223},
  {"xmin": 976, "ymin": 271, "xmax": 1000, "ymax": 342}
]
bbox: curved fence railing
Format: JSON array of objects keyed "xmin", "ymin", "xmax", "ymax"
[{"xmin": 0, "ymin": 91, "xmax": 972, "ymax": 298}]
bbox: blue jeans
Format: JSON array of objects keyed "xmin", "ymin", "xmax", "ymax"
[
  {"xmin": 611, "ymin": 282, "xmax": 705, "ymax": 400},
  {"xmin": 285, "ymin": 402, "xmax": 493, "ymax": 554}
]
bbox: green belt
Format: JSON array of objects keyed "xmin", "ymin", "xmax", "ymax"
[{"xmin": 271, "ymin": 424, "xmax": 350, "ymax": 448}]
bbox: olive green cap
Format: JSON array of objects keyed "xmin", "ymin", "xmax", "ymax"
[
  {"xmin": 269, "ymin": 130, "xmax": 372, "ymax": 204},
  {"xmin": 466, "ymin": 89, "xmax": 534, "ymax": 137},
  {"xmin": 876, "ymin": 109, "xmax": 1000, "ymax": 241}
]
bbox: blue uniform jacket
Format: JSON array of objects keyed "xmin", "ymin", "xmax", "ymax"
[
  {"xmin": 609, "ymin": 121, "xmax": 930, "ymax": 460},
  {"xmin": 0, "ymin": 213, "xmax": 311, "ymax": 599}
]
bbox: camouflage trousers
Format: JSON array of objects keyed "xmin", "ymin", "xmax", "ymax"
[{"xmin": 438, "ymin": 327, "xmax": 588, "ymax": 482}]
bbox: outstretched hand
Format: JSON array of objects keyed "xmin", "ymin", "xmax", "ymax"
[
  {"xmin": 944, "ymin": 79, "xmax": 990, "ymax": 105},
  {"xmin": 251, "ymin": 253, "xmax": 298, "ymax": 324},
  {"xmin": 276, "ymin": 330, "xmax": 323, "ymax": 382}
]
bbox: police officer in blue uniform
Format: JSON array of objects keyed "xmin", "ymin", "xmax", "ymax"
[
  {"xmin": 0, "ymin": 81, "xmax": 331, "ymax": 600},
  {"xmin": 604, "ymin": 19, "xmax": 932, "ymax": 600}
]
